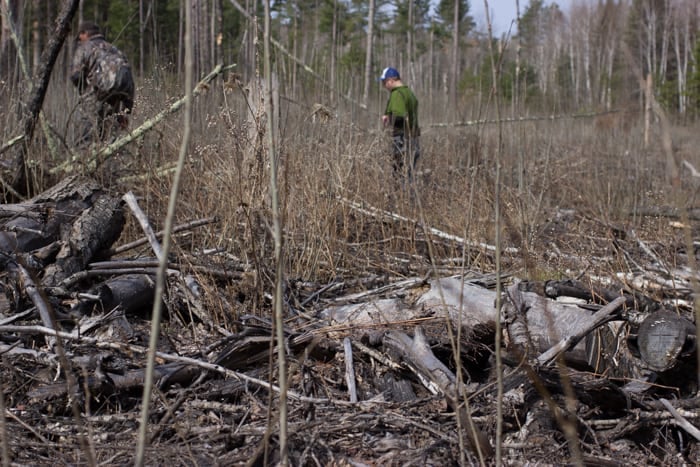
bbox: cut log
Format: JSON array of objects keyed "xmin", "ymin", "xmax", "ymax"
[
  {"xmin": 536, "ymin": 297, "xmax": 626, "ymax": 365},
  {"xmin": 71, "ymin": 274, "xmax": 156, "ymax": 317},
  {"xmin": 503, "ymin": 281, "xmax": 624, "ymax": 366},
  {"xmin": 628, "ymin": 310, "xmax": 696, "ymax": 372}
]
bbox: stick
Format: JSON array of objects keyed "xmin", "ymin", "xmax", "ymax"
[
  {"xmin": 0, "ymin": 135, "xmax": 24, "ymax": 157},
  {"xmin": 123, "ymin": 191, "xmax": 163, "ymax": 260},
  {"xmin": 17, "ymin": 264, "xmax": 57, "ymax": 348},
  {"xmin": 660, "ymin": 398, "xmax": 700, "ymax": 442},
  {"xmin": 682, "ymin": 160, "xmax": 700, "ymax": 178},
  {"xmin": 106, "ymin": 216, "xmax": 218, "ymax": 256},
  {"xmin": 343, "ymin": 337, "xmax": 358, "ymax": 403},
  {"xmin": 351, "ymin": 339, "xmax": 403, "ymax": 370},
  {"xmin": 339, "ymin": 196, "xmax": 519, "ymax": 255}
]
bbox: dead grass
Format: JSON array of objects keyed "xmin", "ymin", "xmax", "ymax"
[
  {"xmin": 5, "ymin": 72, "xmax": 698, "ymax": 290},
  {"xmin": 4, "ymin": 70, "xmax": 700, "ymax": 465}
]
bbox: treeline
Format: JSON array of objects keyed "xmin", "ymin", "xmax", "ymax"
[{"xmin": 1, "ymin": 0, "xmax": 699, "ymax": 120}]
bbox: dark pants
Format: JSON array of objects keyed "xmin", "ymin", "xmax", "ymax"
[{"xmin": 391, "ymin": 133, "xmax": 420, "ymax": 181}]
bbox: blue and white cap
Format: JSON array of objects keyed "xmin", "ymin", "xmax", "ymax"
[{"xmin": 379, "ymin": 67, "xmax": 400, "ymax": 81}]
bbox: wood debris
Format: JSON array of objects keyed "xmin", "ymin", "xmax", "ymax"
[{"xmin": 1, "ymin": 177, "xmax": 699, "ymax": 465}]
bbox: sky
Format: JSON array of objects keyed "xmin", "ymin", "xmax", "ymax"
[{"xmin": 469, "ymin": 0, "xmax": 580, "ymax": 36}]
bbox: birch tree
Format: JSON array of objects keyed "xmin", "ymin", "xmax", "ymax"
[
  {"xmin": 362, "ymin": 0, "xmax": 375, "ymax": 106},
  {"xmin": 0, "ymin": 0, "xmax": 22, "ymax": 81}
]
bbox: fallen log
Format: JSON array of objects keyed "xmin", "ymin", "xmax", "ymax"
[
  {"xmin": 70, "ymin": 274, "xmax": 156, "ymax": 317},
  {"xmin": 627, "ymin": 309, "xmax": 696, "ymax": 372},
  {"xmin": 27, "ymin": 362, "xmax": 201, "ymax": 401},
  {"xmin": 42, "ymin": 192, "xmax": 124, "ymax": 285},
  {"xmin": 1, "ymin": 176, "xmax": 123, "ymax": 273},
  {"xmin": 383, "ymin": 327, "xmax": 493, "ymax": 459},
  {"xmin": 320, "ymin": 275, "xmax": 694, "ymax": 375}
]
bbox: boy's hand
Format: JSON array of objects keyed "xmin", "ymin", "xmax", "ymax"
[{"xmin": 382, "ymin": 115, "xmax": 389, "ymax": 127}]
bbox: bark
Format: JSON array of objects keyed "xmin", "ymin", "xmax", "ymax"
[
  {"xmin": 41, "ymin": 189, "xmax": 124, "ymax": 286},
  {"xmin": 71, "ymin": 274, "xmax": 156, "ymax": 317},
  {"xmin": 0, "ymin": 176, "xmax": 120, "ymax": 269}
]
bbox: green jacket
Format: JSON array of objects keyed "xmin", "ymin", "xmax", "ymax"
[{"xmin": 384, "ymin": 85, "xmax": 419, "ymax": 136}]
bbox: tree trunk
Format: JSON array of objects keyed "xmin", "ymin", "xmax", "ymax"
[
  {"xmin": 329, "ymin": 0, "xmax": 337, "ymax": 105},
  {"xmin": 362, "ymin": 0, "xmax": 375, "ymax": 107},
  {"xmin": 3, "ymin": 0, "xmax": 80, "ymax": 199},
  {"xmin": 0, "ymin": 0, "xmax": 21, "ymax": 81},
  {"xmin": 449, "ymin": 0, "xmax": 459, "ymax": 116}
]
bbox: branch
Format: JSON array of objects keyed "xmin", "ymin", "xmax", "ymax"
[{"xmin": 123, "ymin": 191, "xmax": 163, "ymax": 260}]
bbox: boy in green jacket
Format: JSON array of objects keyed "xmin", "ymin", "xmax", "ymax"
[{"xmin": 380, "ymin": 67, "xmax": 420, "ymax": 181}]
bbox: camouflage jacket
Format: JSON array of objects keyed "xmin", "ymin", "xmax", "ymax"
[{"xmin": 70, "ymin": 35, "xmax": 132, "ymax": 99}]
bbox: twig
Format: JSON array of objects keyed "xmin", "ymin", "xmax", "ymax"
[
  {"xmin": 324, "ymin": 276, "xmax": 428, "ymax": 305},
  {"xmin": 0, "ymin": 135, "xmax": 24, "ymax": 157},
  {"xmin": 17, "ymin": 264, "xmax": 57, "ymax": 348},
  {"xmin": 3, "ymin": 408, "xmax": 50, "ymax": 445},
  {"xmin": 123, "ymin": 191, "xmax": 163, "ymax": 260},
  {"xmin": 629, "ymin": 229, "xmax": 667, "ymax": 273},
  {"xmin": 135, "ymin": 10, "xmax": 201, "ymax": 462},
  {"xmin": 0, "ymin": 308, "xmax": 36, "ymax": 326},
  {"xmin": 660, "ymin": 398, "xmax": 700, "ymax": 441},
  {"xmin": 351, "ymin": 340, "xmax": 403, "ymax": 371},
  {"xmin": 339, "ymin": 196, "xmax": 519, "ymax": 255},
  {"xmin": 106, "ymin": 216, "xmax": 218, "ymax": 256},
  {"xmin": 343, "ymin": 337, "xmax": 358, "ymax": 403},
  {"xmin": 682, "ymin": 160, "xmax": 700, "ymax": 178}
]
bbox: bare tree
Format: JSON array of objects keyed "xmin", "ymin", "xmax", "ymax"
[
  {"xmin": 0, "ymin": 0, "xmax": 22, "ymax": 80},
  {"xmin": 362, "ymin": 0, "xmax": 375, "ymax": 107},
  {"xmin": 407, "ymin": 0, "xmax": 414, "ymax": 77},
  {"xmin": 330, "ymin": 0, "xmax": 338, "ymax": 105},
  {"xmin": 31, "ymin": 0, "xmax": 41, "ymax": 73},
  {"xmin": 450, "ymin": 0, "xmax": 459, "ymax": 114}
]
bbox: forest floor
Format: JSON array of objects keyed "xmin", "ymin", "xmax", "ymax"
[{"xmin": 2, "ymin": 171, "xmax": 699, "ymax": 466}]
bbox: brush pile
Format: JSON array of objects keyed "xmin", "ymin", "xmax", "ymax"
[{"xmin": 1, "ymin": 176, "xmax": 699, "ymax": 465}]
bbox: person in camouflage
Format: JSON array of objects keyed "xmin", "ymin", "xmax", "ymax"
[
  {"xmin": 379, "ymin": 67, "xmax": 420, "ymax": 182},
  {"xmin": 71, "ymin": 22, "xmax": 134, "ymax": 145}
]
